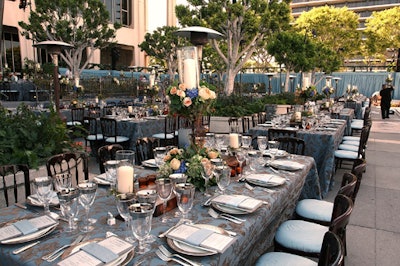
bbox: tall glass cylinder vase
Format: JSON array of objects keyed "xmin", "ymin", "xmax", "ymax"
[{"xmin": 177, "ymin": 46, "xmax": 199, "ymax": 90}]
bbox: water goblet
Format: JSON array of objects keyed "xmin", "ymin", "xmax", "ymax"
[
  {"xmin": 153, "ymin": 147, "xmax": 167, "ymax": 167},
  {"xmin": 204, "ymin": 133, "xmax": 216, "ymax": 149},
  {"xmin": 169, "ymin": 173, "xmax": 188, "ymax": 217},
  {"xmin": 200, "ymin": 161, "xmax": 214, "ymax": 197},
  {"xmin": 235, "ymin": 148, "xmax": 247, "ymax": 181},
  {"xmin": 129, "ymin": 203, "xmax": 154, "ymax": 254},
  {"xmin": 33, "ymin": 176, "xmax": 53, "ymax": 214},
  {"xmin": 57, "ymin": 188, "xmax": 80, "ymax": 232},
  {"xmin": 115, "ymin": 193, "xmax": 136, "ymax": 243},
  {"xmin": 174, "ymin": 183, "xmax": 195, "ymax": 224},
  {"xmin": 78, "ymin": 181, "xmax": 97, "ymax": 232},
  {"xmin": 241, "ymin": 135, "xmax": 252, "ymax": 149},
  {"xmin": 52, "ymin": 173, "xmax": 72, "ymax": 192},
  {"xmin": 247, "ymin": 150, "xmax": 262, "ymax": 172},
  {"xmin": 136, "ymin": 189, "xmax": 158, "ymax": 243},
  {"xmin": 215, "ymin": 166, "xmax": 231, "ymax": 194},
  {"xmin": 155, "ymin": 178, "xmax": 172, "ymax": 223},
  {"xmin": 257, "ymin": 136, "xmax": 268, "ymax": 152},
  {"xmin": 268, "ymin": 140, "xmax": 280, "ymax": 162},
  {"xmin": 104, "ymin": 160, "xmax": 119, "ymax": 188}
]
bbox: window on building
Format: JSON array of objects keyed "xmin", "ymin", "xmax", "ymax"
[
  {"xmin": 103, "ymin": 0, "xmax": 131, "ymax": 26},
  {"xmin": 1, "ymin": 26, "xmax": 21, "ymax": 74}
]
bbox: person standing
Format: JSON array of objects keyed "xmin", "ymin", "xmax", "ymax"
[{"xmin": 380, "ymin": 84, "xmax": 394, "ymax": 119}]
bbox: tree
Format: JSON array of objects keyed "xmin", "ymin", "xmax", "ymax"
[
  {"xmin": 295, "ymin": 6, "xmax": 360, "ymax": 60},
  {"xmin": 138, "ymin": 26, "xmax": 187, "ymax": 83},
  {"xmin": 364, "ymin": 7, "xmax": 400, "ymax": 71},
  {"xmin": 18, "ymin": 0, "xmax": 120, "ymax": 85},
  {"xmin": 176, "ymin": 0, "xmax": 291, "ymax": 95}
]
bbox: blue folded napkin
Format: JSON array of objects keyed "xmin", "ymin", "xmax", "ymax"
[
  {"xmin": 13, "ymin": 220, "xmax": 38, "ymax": 235},
  {"xmin": 185, "ymin": 228, "xmax": 214, "ymax": 246},
  {"xmin": 81, "ymin": 242, "xmax": 119, "ymax": 263}
]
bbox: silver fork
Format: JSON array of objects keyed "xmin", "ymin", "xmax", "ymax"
[
  {"xmin": 42, "ymin": 234, "xmax": 84, "ymax": 261},
  {"xmin": 208, "ymin": 208, "xmax": 245, "ymax": 224},
  {"xmin": 159, "ymin": 245, "xmax": 202, "ymax": 266},
  {"xmin": 155, "ymin": 249, "xmax": 191, "ymax": 266}
]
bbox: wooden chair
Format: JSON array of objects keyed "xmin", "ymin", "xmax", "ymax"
[
  {"xmin": 87, "ymin": 106, "xmax": 101, "ymax": 118},
  {"xmin": 228, "ymin": 117, "xmax": 240, "ymax": 133},
  {"xmin": 264, "ymin": 104, "xmax": 277, "ymax": 121},
  {"xmin": 0, "ymin": 164, "xmax": 31, "ymax": 207},
  {"xmin": 295, "ymin": 172, "xmax": 357, "ymax": 226},
  {"xmin": 258, "ymin": 112, "xmax": 267, "ymax": 124},
  {"xmin": 102, "ymin": 106, "xmax": 114, "ymax": 116},
  {"xmin": 135, "ymin": 137, "xmax": 158, "ymax": 165},
  {"xmin": 251, "ymin": 113, "xmax": 259, "ymax": 127},
  {"xmin": 83, "ymin": 116, "xmax": 104, "ymax": 153},
  {"xmin": 351, "ymin": 158, "xmax": 367, "ymax": 204},
  {"xmin": 275, "ymin": 194, "xmax": 353, "ymax": 258},
  {"xmin": 256, "ymin": 231, "xmax": 344, "ymax": 266},
  {"xmin": 152, "ymin": 116, "xmax": 176, "ymax": 146},
  {"xmin": 66, "ymin": 107, "xmax": 85, "ymax": 127},
  {"xmin": 100, "ymin": 117, "xmax": 130, "ymax": 149},
  {"xmin": 241, "ymin": 116, "xmax": 252, "ymax": 134},
  {"xmin": 97, "ymin": 144, "xmax": 123, "ymax": 173},
  {"xmin": 268, "ymin": 128, "xmax": 298, "ymax": 141},
  {"xmin": 274, "ymin": 136, "xmax": 305, "ymax": 155},
  {"xmin": 46, "ymin": 152, "xmax": 89, "ymax": 186}
]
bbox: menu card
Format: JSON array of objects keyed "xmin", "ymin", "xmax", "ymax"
[
  {"xmin": 0, "ymin": 215, "xmax": 57, "ymax": 241},
  {"xmin": 167, "ymin": 224, "xmax": 235, "ymax": 253},
  {"xmin": 211, "ymin": 194, "xmax": 263, "ymax": 213},
  {"xmin": 57, "ymin": 236, "xmax": 134, "ymax": 266}
]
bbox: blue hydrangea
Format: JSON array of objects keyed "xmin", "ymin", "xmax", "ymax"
[
  {"xmin": 186, "ymin": 89, "xmax": 198, "ymax": 99},
  {"xmin": 175, "ymin": 160, "xmax": 187, "ymax": 173}
]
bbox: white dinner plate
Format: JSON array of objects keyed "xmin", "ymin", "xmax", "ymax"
[
  {"xmin": 211, "ymin": 203, "xmax": 250, "ymax": 215},
  {"xmin": 1, "ymin": 221, "xmax": 58, "ymax": 244},
  {"xmin": 142, "ymin": 159, "xmax": 158, "ymax": 168},
  {"xmin": 263, "ymin": 150, "xmax": 289, "ymax": 158},
  {"xmin": 94, "ymin": 173, "xmax": 111, "ymax": 185},
  {"xmin": 26, "ymin": 192, "xmax": 59, "ymax": 207},
  {"xmin": 246, "ymin": 174, "xmax": 286, "ymax": 187},
  {"xmin": 269, "ymin": 160, "xmax": 305, "ymax": 171},
  {"xmin": 167, "ymin": 224, "xmax": 228, "ymax": 256}
]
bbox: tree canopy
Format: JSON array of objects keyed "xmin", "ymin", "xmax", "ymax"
[
  {"xmin": 18, "ymin": 0, "xmax": 120, "ymax": 82},
  {"xmin": 176, "ymin": 0, "xmax": 291, "ymax": 95}
]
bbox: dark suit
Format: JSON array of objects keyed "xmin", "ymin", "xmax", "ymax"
[{"xmin": 380, "ymin": 85, "xmax": 394, "ymax": 119}]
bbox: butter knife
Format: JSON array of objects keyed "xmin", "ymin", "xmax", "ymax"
[{"xmin": 13, "ymin": 241, "xmax": 40, "ymax": 255}]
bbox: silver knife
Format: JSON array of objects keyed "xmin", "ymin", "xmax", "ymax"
[{"xmin": 13, "ymin": 241, "xmax": 40, "ymax": 255}]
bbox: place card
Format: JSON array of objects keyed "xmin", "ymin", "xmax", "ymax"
[
  {"xmin": 211, "ymin": 194, "xmax": 263, "ymax": 213},
  {"xmin": 167, "ymin": 224, "xmax": 235, "ymax": 253}
]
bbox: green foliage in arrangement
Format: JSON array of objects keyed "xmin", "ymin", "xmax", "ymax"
[{"xmin": 0, "ymin": 104, "xmax": 75, "ymax": 168}]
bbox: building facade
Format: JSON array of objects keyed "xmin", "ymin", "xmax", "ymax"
[{"xmin": 0, "ymin": 0, "xmax": 177, "ymax": 77}]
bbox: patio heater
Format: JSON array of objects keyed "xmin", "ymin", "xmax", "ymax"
[
  {"xmin": 33, "ymin": 41, "xmax": 73, "ymax": 114},
  {"xmin": 333, "ymin": 77, "xmax": 341, "ymax": 98},
  {"xmin": 266, "ymin": 73, "xmax": 275, "ymax": 95},
  {"xmin": 289, "ymin": 75, "xmax": 297, "ymax": 93}
]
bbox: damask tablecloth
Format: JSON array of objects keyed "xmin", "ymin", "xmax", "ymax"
[
  {"xmin": 249, "ymin": 120, "xmax": 346, "ymax": 198},
  {"xmin": 0, "ymin": 155, "xmax": 319, "ymax": 266}
]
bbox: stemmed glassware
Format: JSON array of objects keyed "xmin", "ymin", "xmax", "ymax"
[
  {"xmin": 241, "ymin": 135, "xmax": 252, "ymax": 149},
  {"xmin": 155, "ymin": 178, "xmax": 172, "ymax": 223},
  {"xmin": 136, "ymin": 189, "xmax": 158, "ymax": 243},
  {"xmin": 214, "ymin": 166, "xmax": 231, "ymax": 194},
  {"xmin": 200, "ymin": 161, "xmax": 214, "ymax": 197},
  {"xmin": 33, "ymin": 176, "xmax": 53, "ymax": 214},
  {"xmin": 57, "ymin": 188, "xmax": 80, "ymax": 232},
  {"xmin": 169, "ymin": 173, "xmax": 188, "ymax": 217},
  {"xmin": 257, "ymin": 136, "xmax": 268, "ymax": 152},
  {"xmin": 154, "ymin": 147, "xmax": 167, "ymax": 167},
  {"xmin": 52, "ymin": 173, "xmax": 72, "ymax": 192},
  {"xmin": 174, "ymin": 183, "xmax": 195, "ymax": 224},
  {"xmin": 78, "ymin": 181, "xmax": 97, "ymax": 232},
  {"xmin": 268, "ymin": 140, "xmax": 280, "ymax": 162},
  {"xmin": 115, "ymin": 193, "xmax": 136, "ymax": 243},
  {"xmin": 129, "ymin": 203, "xmax": 154, "ymax": 254},
  {"xmin": 235, "ymin": 148, "xmax": 247, "ymax": 181},
  {"xmin": 104, "ymin": 160, "xmax": 119, "ymax": 188}
]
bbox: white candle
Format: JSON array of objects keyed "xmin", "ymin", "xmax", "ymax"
[
  {"xmin": 229, "ymin": 133, "xmax": 239, "ymax": 149},
  {"xmin": 127, "ymin": 106, "xmax": 133, "ymax": 114},
  {"xmin": 303, "ymin": 77, "xmax": 309, "ymax": 88},
  {"xmin": 117, "ymin": 165, "xmax": 134, "ymax": 193},
  {"xmin": 183, "ymin": 58, "xmax": 197, "ymax": 89},
  {"xmin": 295, "ymin": 111, "xmax": 302, "ymax": 122}
]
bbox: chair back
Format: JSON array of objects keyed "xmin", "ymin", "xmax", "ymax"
[
  {"xmin": 88, "ymin": 106, "xmax": 101, "ymax": 118},
  {"xmin": 338, "ymin": 172, "xmax": 357, "ymax": 199},
  {"xmin": 228, "ymin": 117, "xmax": 240, "ymax": 132},
  {"xmin": 268, "ymin": 128, "xmax": 298, "ymax": 141},
  {"xmin": 329, "ymin": 195, "xmax": 353, "ymax": 248},
  {"xmin": 251, "ymin": 113, "xmax": 259, "ymax": 127},
  {"xmin": 318, "ymin": 231, "xmax": 344, "ymax": 266},
  {"xmin": 0, "ymin": 164, "xmax": 31, "ymax": 207},
  {"xmin": 202, "ymin": 115, "xmax": 211, "ymax": 132},
  {"xmin": 102, "ymin": 106, "xmax": 114, "ymax": 116},
  {"xmin": 258, "ymin": 112, "xmax": 267, "ymax": 124},
  {"xmin": 100, "ymin": 117, "xmax": 118, "ymax": 142},
  {"xmin": 351, "ymin": 158, "xmax": 367, "ymax": 203},
  {"xmin": 71, "ymin": 107, "xmax": 85, "ymax": 123},
  {"xmin": 97, "ymin": 144, "xmax": 124, "ymax": 173},
  {"xmin": 357, "ymin": 125, "xmax": 370, "ymax": 159},
  {"xmin": 46, "ymin": 152, "xmax": 89, "ymax": 186},
  {"xmin": 84, "ymin": 116, "xmax": 100, "ymax": 139},
  {"xmin": 135, "ymin": 137, "xmax": 157, "ymax": 165},
  {"xmin": 241, "ymin": 116, "xmax": 252, "ymax": 134},
  {"xmin": 274, "ymin": 136, "xmax": 305, "ymax": 155},
  {"xmin": 264, "ymin": 104, "xmax": 277, "ymax": 120}
]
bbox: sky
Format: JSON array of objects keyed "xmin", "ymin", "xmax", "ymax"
[{"xmin": 147, "ymin": 0, "xmax": 188, "ymax": 33}]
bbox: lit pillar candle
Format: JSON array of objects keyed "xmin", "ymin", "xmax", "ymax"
[
  {"xmin": 183, "ymin": 58, "xmax": 197, "ymax": 89},
  {"xmin": 229, "ymin": 133, "xmax": 239, "ymax": 149},
  {"xmin": 295, "ymin": 111, "xmax": 302, "ymax": 122},
  {"xmin": 127, "ymin": 105, "xmax": 133, "ymax": 114},
  {"xmin": 117, "ymin": 165, "xmax": 134, "ymax": 193}
]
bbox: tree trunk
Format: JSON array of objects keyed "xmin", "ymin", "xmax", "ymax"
[{"xmin": 224, "ymin": 68, "xmax": 236, "ymax": 95}]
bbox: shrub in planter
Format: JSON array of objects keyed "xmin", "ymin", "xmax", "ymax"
[{"xmin": 0, "ymin": 104, "xmax": 77, "ymax": 168}]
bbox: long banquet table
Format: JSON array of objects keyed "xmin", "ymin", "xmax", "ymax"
[
  {"xmin": 249, "ymin": 119, "xmax": 346, "ymax": 198},
  {"xmin": 0, "ymin": 155, "xmax": 319, "ymax": 266}
]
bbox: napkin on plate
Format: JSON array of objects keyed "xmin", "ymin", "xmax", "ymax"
[
  {"xmin": 28, "ymin": 191, "xmax": 59, "ymax": 206},
  {"xmin": 269, "ymin": 160, "xmax": 305, "ymax": 171},
  {"xmin": 13, "ymin": 220, "xmax": 38, "ymax": 235},
  {"xmin": 211, "ymin": 194, "xmax": 263, "ymax": 212},
  {"xmin": 142, "ymin": 159, "xmax": 157, "ymax": 167},
  {"xmin": 81, "ymin": 242, "xmax": 119, "ymax": 263},
  {"xmin": 245, "ymin": 174, "xmax": 285, "ymax": 187}
]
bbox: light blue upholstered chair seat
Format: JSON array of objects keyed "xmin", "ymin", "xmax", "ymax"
[
  {"xmin": 295, "ymin": 200, "xmax": 333, "ymax": 223},
  {"xmin": 255, "ymin": 252, "xmax": 317, "ymax": 266},
  {"xmin": 338, "ymin": 144, "xmax": 359, "ymax": 152},
  {"xmin": 334, "ymin": 149, "xmax": 360, "ymax": 159},
  {"xmin": 342, "ymin": 136, "xmax": 360, "ymax": 141},
  {"xmin": 341, "ymin": 140, "xmax": 360, "ymax": 146}
]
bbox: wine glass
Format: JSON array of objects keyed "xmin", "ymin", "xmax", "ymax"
[
  {"xmin": 33, "ymin": 176, "xmax": 53, "ymax": 214},
  {"xmin": 155, "ymin": 178, "xmax": 172, "ymax": 223},
  {"xmin": 169, "ymin": 173, "xmax": 188, "ymax": 217},
  {"xmin": 268, "ymin": 140, "xmax": 280, "ymax": 162},
  {"xmin": 115, "ymin": 193, "xmax": 136, "ymax": 243},
  {"xmin": 136, "ymin": 189, "xmax": 158, "ymax": 243},
  {"xmin": 57, "ymin": 188, "xmax": 80, "ymax": 232},
  {"xmin": 241, "ymin": 135, "xmax": 252, "ymax": 149},
  {"xmin": 174, "ymin": 183, "xmax": 195, "ymax": 224},
  {"xmin": 214, "ymin": 166, "xmax": 231, "ymax": 194},
  {"xmin": 257, "ymin": 136, "xmax": 267, "ymax": 152},
  {"xmin": 78, "ymin": 181, "xmax": 97, "ymax": 232},
  {"xmin": 104, "ymin": 160, "xmax": 119, "ymax": 188},
  {"xmin": 129, "ymin": 203, "xmax": 154, "ymax": 254},
  {"xmin": 153, "ymin": 147, "xmax": 167, "ymax": 167},
  {"xmin": 235, "ymin": 148, "xmax": 247, "ymax": 181},
  {"xmin": 52, "ymin": 173, "xmax": 72, "ymax": 192},
  {"xmin": 200, "ymin": 161, "xmax": 214, "ymax": 197},
  {"xmin": 204, "ymin": 133, "xmax": 216, "ymax": 149}
]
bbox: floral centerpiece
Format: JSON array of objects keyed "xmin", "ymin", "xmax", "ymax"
[
  {"xmin": 346, "ymin": 85, "xmax": 358, "ymax": 101},
  {"xmin": 322, "ymin": 86, "xmax": 335, "ymax": 99},
  {"xmin": 296, "ymin": 85, "xmax": 318, "ymax": 104},
  {"xmin": 157, "ymin": 146, "xmax": 219, "ymax": 191}
]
